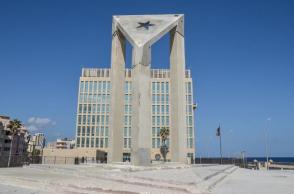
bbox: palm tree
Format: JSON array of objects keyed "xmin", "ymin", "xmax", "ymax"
[
  {"xmin": 159, "ymin": 127, "xmax": 170, "ymax": 162},
  {"xmin": 6, "ymin": 119, "xmax": 22, "ymax": 167}
]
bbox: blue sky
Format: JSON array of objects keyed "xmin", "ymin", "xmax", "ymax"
[{"xmin": 0, "ymin": 0, "xmax": 293, "ymax": 157}]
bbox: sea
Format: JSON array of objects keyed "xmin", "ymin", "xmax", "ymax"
[{"xmin": 246, "ymin": 157, "xmax": 294, "ymax": 164}]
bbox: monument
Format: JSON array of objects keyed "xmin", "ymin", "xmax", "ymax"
[{"xmin": 108, "ymin": 14, "xmax": 190, "ymax": 165}]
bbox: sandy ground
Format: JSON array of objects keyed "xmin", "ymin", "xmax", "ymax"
[{"xmin": 0, "ymin": 164, "xmax": 293, "ymax": 194}]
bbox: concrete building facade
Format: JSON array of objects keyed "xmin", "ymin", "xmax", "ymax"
[
  {"xmin": 27, "ymin": 133, "xmax": 46, "ymax": 153},
  {"xmin": 75, "ymin": 14, "xmax": 195, "ymax": 165},
  {"xmin": 0, "ymin": 115, "xmax": 29, "ymax": 167}
]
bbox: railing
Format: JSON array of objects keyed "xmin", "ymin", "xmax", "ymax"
[{"xmin": 0, "ymin": 155, "xmax": 109, "ymax": 167}]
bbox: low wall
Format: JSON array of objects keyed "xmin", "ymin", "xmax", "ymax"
[{"xmin": 42, "ymin": 148, "xmax": 104, "ymax": 164}]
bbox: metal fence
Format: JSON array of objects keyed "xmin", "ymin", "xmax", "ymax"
[
  {"xmin": 0, "ymin": 155, "xmax": 109, "ymax": 167},
  {"xmin": 41, "ymin": 156, "xmax": 107, "ymax": 165},
  {"xmin": 0, "ymin": 155, "xmax": 32, "ymax": 167},
  {"xmin": 195, "ymin": 157, "xmax": 246, "ymax": 167}
]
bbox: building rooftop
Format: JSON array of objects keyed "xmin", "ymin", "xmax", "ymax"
[{"xmin": 81, "ymin": 68, "xmax": 192, "ymax": 78}]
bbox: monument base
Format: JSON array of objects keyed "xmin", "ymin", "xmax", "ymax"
[{"xmin": 131, "ymin": 148, "xmax": 151, "ymax": 166}]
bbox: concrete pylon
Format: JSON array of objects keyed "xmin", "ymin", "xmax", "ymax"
[
  {"xmin": 108, "ymin": 20, "xmax": 125, "ymax": 163},
  {"xmin": 131, "ymin": 44, "xmax": 151, "ymax": 165},
  {"xmin": 170, "ymin": 17, "xmax": 187, "ymax": 163}
]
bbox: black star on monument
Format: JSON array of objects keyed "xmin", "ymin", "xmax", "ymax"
[{"xmin": 136, "ymin": 21, "xmax": 155, "ymax": 30}]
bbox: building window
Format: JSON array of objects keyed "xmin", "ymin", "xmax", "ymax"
[
  {"xmin": 86, "ymin": 138, "xmax": 89, "ymax": 147},
  {"xmin": 166, "ymin": 82, "xmax": 169, "ymax": 93},
  {"xmin": 77, "ymin": 126, "xmax": 81, "ymax": 135},
  {"xmin": 77, "ymin": 137, "xmax": 80, "ymax": 147},
  {"xmin": 100, "ymin": 138, "xmax": 104, "ymax": 148},
  {"xmin": 123, "ymin": 153, "xmax": 131, "ymax": 162},
  {"xmin": 124, "ymin": 138, "xmax": 128, "ymax": 148},
  {"xmin": 96, "ymin": 138, "xmax": 99, "ymax": 147},
  {"xmin": 124, "ymin": 116, "xmax": 128, "ymax": 126},
  {"xmin": 93, "ymin": 81, "xmax": 97, "ymax": 93},
  {"xmin": 100, "ymin": 127, "xmax": 104, "ymax": 136},
  {"xmin": 152, "ymin": 82, "xmax": 156, "ymax": 93},
  {"xmin": 102, "ymin": 81, "xmax": 106, "ymax": 92},
  {"xmin": 80, "ymin": 81, "xmax": 84, "ymax": 92},
  {"xmin": 124, "ymin": 127, "xmax": 128, "ymax": 137},
  {"xmin": 89, "ymin": 81, "xmax": 93, "ymax": 93},
  {"xmin": 91, "ymin": 138, "xmax": 94, "ymax": 147},
  {"xmin": 85, "ymin": 81, "xmax": 88, "ymax": 92},
  {"xmin": 86, "ymin": 127, "xmax": 90, "ymax": 136},
  {"xmin": 152, "ymin": 138, "xmax": 155, "ymax": 148},
  {"xmin": 105, "ymin": 138, "xmax": 108, "ymax": 148},
  {"xmin": 82, "ymin": 126, "xmax": 85, "ymax": 136},
  {"xmin": 96, "ymin": 127, "xmax": 100, "ymax": 136},
  {"xmin": 161, "ymin": 82, "xmax": 165, "ymax": 93},
  {"xmin": 81, "ymin": 138, "xmax": 85, "ymax": 147},
  {"xmin": 91, "ymin": 126, "xmax": 95, "ymax": 136},
  {"xmin": 157, "ymin": 83, "xmax": 160, "ymax": 93},
  {"xmin": 78, "ymin": 115, "xmax": 81, "ymax": 125}
]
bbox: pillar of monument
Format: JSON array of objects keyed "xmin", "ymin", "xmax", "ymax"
[
  {"xmin": 170, "ymin": 18, "xmax": 187, "ymax": 163},
  {"xmin": 131, "ymin": 44, "xmax": 152, "ymax": 166},
  {"xmin": 108, "ymin": 25, "xmax": 125, "ymax": 163}
]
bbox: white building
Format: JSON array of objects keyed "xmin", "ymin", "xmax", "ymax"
[
  {"xmin": 27, "ymin": 133, "xmax": 46, "ymax": 153},
  {"xmin": 55, "ymin": 138, "xmax": 75, "ymax": 149}
]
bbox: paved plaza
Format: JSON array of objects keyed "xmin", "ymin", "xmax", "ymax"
[{"xmin": 0, "ymin": 164, "xmax": 293, "ymax": 194}]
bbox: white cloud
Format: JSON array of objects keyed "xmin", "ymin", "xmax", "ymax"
[{"xmin": 26, "ymin": 117, "xmax": 56, "ymax": 131}]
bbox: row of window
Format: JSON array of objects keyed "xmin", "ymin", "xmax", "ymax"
[
  {"xmin": 124, "ymin": 105, "xmax": 132, "ymax": 114},
  {"xmin": 79, "ymin": 81, "xmax": 191, "ymax": 95},
  {"xmin": 186, "ymin": 105, "xmax": 193, "ymax": 114},
  {"xmin": 187, "ymin": 138, "xmax": 193, "ymax": 148},
  {"xmin": 152, "ymin": 82, "xmax": 169, "ymax": 94},
  {"xmin": 77, "ymin": 115, "xmax": 109, "ymax": 125},
  {"xmin": 185, "ymin": 82, "xmax": 192, "ymax": 94},
  {"xmin": 152, "ymin": 138, "xmax": 170, "ymax": 148},
  {"xmin": 78, "ymin": 104, "xmax": 110, "ymax": 114},
  {"xmin": 80, "ymin": 81, "xmax": 110, "ymax": 93},
  {"xmin": 125, "ymin": 81, "xmax": 132, "ymax": 93},
  {"xmin": 186, "ymin": 116, "xmax": 193, "ymax": 126},
  {"xmin": 123, "ymin": 127, "xmax": 131, "ymax": 137},
  {"xmin": 152, "ymin": 94, "xmax": 169, "ymax": 104},
  {"xmin": 76, "ymin": 126, "xmax": 192, "ymax": 139},
  {"xmin": 78, "ymin": 104, "xmax": 190, "ymax": 124},
  {"xmin": 152, "ymin": 127, "xmax": 164, "ymax": 137},
  {"xmin": 186, "ymin": 95, "xmax": 193, "ymax": 105},
  {"xmin": 124, "ymin": 94, "xmax": 132, "ymax": 104},
  {"xmin": 152, "ymin": 105, "xmax": 170, "ymax": 115},
  {"xmin": 76, "ymin": 136, "xmax": 193, "ymax": 149},
  {"xmin": 152, "ymin": 116, "xmax": 170, "ymax": 126},
  {"xmin": 77, "ymin": 126, "xmax": 109, "ymax": 137},
  {"xmin": 124, "ymin": 138, "xmax": 131, "ymax": 148},
  {"xmin": 124, "ymin": 116, "xmax": 132, "ymax": 126},
  {"xmin": 79, "ymin": 94, "xmax": 110, "ymax": 104},
  {"xmin": 76, "ymin": 137, "xmax": 108, "ymax": 148},
  {"xmin": 187, "ymin": 127, "xmax": 193, "ymax": 138},
  {"xmin": 79, "ymin": 93, "xmax": 189, "ymax": 105}
]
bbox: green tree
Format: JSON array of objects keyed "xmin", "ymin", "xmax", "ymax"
[
  {"xmin": 159, "ymin": 127, "xmax": 170, "ymax": 162},
  {"xmin": 6, "ymin": 119, "xmax": 22, "ymax": 167}
]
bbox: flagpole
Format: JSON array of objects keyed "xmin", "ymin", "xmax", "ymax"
[
  {"xmin": 219, "ymin": 128, "xmax": 223, "ymax": 165},
  {"xmin": 216, "ymin": 125, "xmax": 223, "ymax": 165}
]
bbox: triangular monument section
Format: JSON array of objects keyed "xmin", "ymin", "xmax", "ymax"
[{"xmin": 108, "ymin": 14, "xmax": 195, "ymax": 165}]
